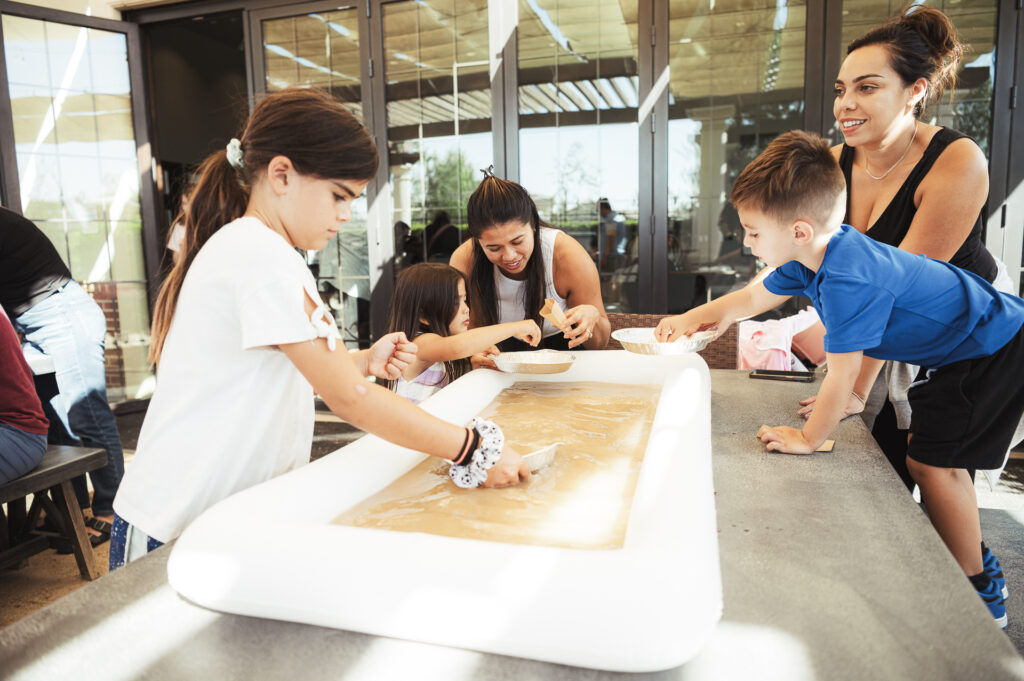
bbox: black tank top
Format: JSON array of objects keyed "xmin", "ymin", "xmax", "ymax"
[{"xmin": 839, "ymin": 127, "xmax": 997, "ymax": 282}]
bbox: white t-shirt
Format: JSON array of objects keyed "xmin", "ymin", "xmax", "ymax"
[
  {"xmin": 114, "ymin": 217, "xmax": 340, "ymax": 543},
  {"xmin": 494, "ymin": 227, "xmax": 567, "ymax": 338}
]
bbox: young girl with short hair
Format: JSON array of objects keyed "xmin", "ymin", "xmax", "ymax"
[
  {"xmin": 387, "ymin": 263, "xmax": 541, "ymax": 404},
  {"xmin": 110, "ymin": 90, "xmax": 529, "ymax": 569}
]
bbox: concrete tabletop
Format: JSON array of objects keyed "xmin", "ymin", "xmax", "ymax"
[{"xmin": 2, "ymin": 369, "xmax": 1023, "ymax": 680}]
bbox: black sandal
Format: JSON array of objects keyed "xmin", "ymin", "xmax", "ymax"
[{"xmin": 85, "ymin": 517, "xmax": 112, "ymax": 546}]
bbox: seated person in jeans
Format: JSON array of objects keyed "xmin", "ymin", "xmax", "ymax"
[{"xmin": 0, "ymin": 306, "xmax": 47, "ymax": 484}]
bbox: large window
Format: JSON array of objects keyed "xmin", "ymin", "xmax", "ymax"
[
  {"xmin": 666, "ymin": 1, "xmax": 807, "ymax": 312},
  {"xmin": 3, "ymin": 14, "xmax": 151, "ymax": 399},
  {"xmin": 383, "ymin": 0, "xmax": 492, "ymax": 275},
  {"xmin": 256, "ymin": 5, "xmax": 370, "ymax": 348},
  {"xmin": 517, "ymin": 0, "xmax": 639, "ymax": 312}
]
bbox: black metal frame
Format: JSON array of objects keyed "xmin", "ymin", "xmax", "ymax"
[{"xmin": 0, "ymin": 0, "xmax": 163, "ymax": 309}]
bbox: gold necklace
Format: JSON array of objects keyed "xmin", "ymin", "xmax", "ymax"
[{"xmin": 863, "ymin": 121, "xmax": 918, "ymax": 180}]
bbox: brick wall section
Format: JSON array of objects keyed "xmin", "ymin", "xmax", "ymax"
[
  {"xmin": 84, "ymin": 282, "xmax": 126, "ymax": 391},
  {"xmin": 605, "ymin": 312, "xmax": 738, "ymax": 369}
]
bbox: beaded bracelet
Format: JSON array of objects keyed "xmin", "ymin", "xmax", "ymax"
[{"xmin": 449, "ymin": 418, "xmax": 504, "ymax": 488}]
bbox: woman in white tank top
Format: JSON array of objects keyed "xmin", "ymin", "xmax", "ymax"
[{"xmin": 450, "ymin": 171, "xmax": 609, "ymax": 353}]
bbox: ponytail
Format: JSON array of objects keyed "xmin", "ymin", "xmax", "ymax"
[
  {"xmin": 148, "ymin": 150, "xmax": 248, "ymax": 364},
  {"xmin": 148, "ymin": 88, "xmax": 379, "ymax": 365}
]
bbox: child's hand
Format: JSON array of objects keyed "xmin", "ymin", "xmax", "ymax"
[
  {"xmin": 515, "ymin": 320, "xmax": 542, "ymax": 346},
  {"xmin": 655, "ymin": 314, "xmax": 721, "ymax": 343},
  {"xmin": 471, "ymin": 345, "xmax": 500, "ymax": 370},
  {"xmin": 563, "ymin": 304, "xmax": 599, "ymax": 348},
  {"xmin": 367, "ymin": 332, "xmax": 418, "ymax": 380},
  {"xmin": 480, "ymin": 443, "xmax": 532, "ymax": 488},
  {"xmin": 798, "ymin": 392, "xmax": 864, "ymax": 420},
  {"xmin": 756, "ymin": 425, "xmax": 815, "ymax": 454}
]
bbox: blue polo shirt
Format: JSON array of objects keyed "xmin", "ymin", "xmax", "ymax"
[{"xmin": 763, "ymin": 225, "xmax": 1024, "ymax": 368}]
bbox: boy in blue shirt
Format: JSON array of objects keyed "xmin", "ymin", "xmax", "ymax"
[{"xmin": 655, "ymin": 130, "xmax": 1022, "ymax": 629}]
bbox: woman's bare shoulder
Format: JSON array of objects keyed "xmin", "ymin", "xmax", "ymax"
[{"xmin": 449, "ymin": 240, "xmax": 473, "ymax": 273}]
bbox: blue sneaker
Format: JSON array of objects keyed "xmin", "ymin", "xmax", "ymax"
[
  {"xmin": 977, "ymin": 579, "xmax": 1008, "ymax": 629},
  {"xmin": 982, "ymin": 546, "xmax": 1009, "ymax": 600}
]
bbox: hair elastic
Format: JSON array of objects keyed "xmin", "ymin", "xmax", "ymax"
[
  {"xmin": 226, "ymin": 138, "xmax": 245, "ymax": 170},
  {"xmin": 480, "ymin": 164, "xmax": 496, "ymax": 178}
]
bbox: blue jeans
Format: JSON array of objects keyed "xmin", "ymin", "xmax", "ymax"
[
  {"xmin": 0, "ymin": 422, "xmax": 46, "ymax": 485},
  {"xmin": 14, "ymin": 281, "xmax": 124, "ymax": 515}
]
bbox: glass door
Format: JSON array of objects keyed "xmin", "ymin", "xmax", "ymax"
[
  {"xmin": 517, "ymin": 0, "xmax": 640, "ymax": 313},
  {"xmin": 0, "ymin": 9, "xmax": 158, "ymax": 401},
  {"xmin": 249, "ymin": 2, "xmax": 370, "ymax": 347},
  {"xmin": 665, "ymin": 0, "xmax": 807, "ymax": 313}
]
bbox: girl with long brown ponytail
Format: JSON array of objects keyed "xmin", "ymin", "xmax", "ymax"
[{"xmin": 110, "ymin": 89, "xmax": 529, "ymax": 570}]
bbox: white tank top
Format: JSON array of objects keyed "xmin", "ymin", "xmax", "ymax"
[{"xmin": 494, "ymin": 227, "xmax": 567, "ymax": 338}]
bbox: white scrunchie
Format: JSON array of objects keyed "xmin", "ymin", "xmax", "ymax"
[
  {"xmin": 449, "ymin": 418, "xmax": 504, "ymax": 489},
  {"xmin": 226, "ymin": 138, "xmax": 244, "ymax": 169}
]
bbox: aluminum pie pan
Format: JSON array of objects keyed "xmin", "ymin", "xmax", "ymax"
[
  {"xmin": 490, "ymin": 349, "xmax": 576, "ymax": 374},
  {"xmin": 612, "ymin": 327, "xmax": 717, "ymax": 355}
]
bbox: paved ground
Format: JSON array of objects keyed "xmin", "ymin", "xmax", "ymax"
[{"xmin": 2, "ymin": 405, "xmax": 1022, "ymax": 658}]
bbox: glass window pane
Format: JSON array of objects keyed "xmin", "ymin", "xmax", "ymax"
[
  {"xmin": 667, "ymin": 1, "xmax": 806, "ymax": 312},
  {"xmin": 384, "ymin": 0, "xmax": 492, "ymax": 329},
  {"xmin": 260, "ymin": 8, "xmax": 368, "ymax": 345},
  {"xmin": 3, "ymin": 14, "xmax": 151, "ymax": 400},
  {"xmin": 518, "ymin": 0, "xmax": 639, "ymax": 313}
]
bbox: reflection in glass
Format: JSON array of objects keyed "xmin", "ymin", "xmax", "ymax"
[
  {"xmin": 262, "ymin": 9, "xmax": 362, "ymax": 116},
  {"xmin": 3, "ymin": 14, "xmax": 150, "ymax": 399},
  {"xmin": 517, "ymin": 0, "xmax": 639, "ymax": 313},
  {"xmin": 667, "ymin": 0, "xmax": 806, "ymax": 312},
  {"xmin": 384, "ymin": 0, "xmax": 492, "ymax": 283},
  {"xmin": 261, "ymin": 8, "xmax": 368, "ymax": 345}
]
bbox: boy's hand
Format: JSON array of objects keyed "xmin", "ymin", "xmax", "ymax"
[
  {"xmin": 367, "ymin": 332, "xmax": 417, "ymax": 380},
  {"xmin": 654, "ymin": 314, "xmax": 720, "ymax": 342},
  {"xmin": 515, "ymin": 320, "xmax": 543, "ymax": 346},
  {"xmin": 481, "ymin": 443, "xmax": 532, "ymax": 487},
  {"xmin": 798, "ymin": 392, "xmax": 864, "ymax": 420},
  {"xmin": 757, "ymin": 425, "xmax": 815, "ymax": 454}
]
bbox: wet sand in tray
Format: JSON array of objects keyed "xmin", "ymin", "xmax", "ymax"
[{"xmin": 332, "ymin": 381, "xmax": 661, "ymax": 550}]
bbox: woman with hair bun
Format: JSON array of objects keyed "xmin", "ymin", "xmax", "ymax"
[
  {"xmin": 450, "ymin": 171, "xmax": 610, "ymax": 353},
  {"xmin": 798, "ymin": 5, "xmax": 1013, "ymax": 626}
]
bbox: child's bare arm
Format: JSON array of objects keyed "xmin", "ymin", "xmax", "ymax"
[
  {"xmin": 759, "ymin": 350, "xmax": 862, "ymax": 453},
  {"xmin": 798, "ymin": 354, "xmax": 885, "ymax": 419},
  {"xmin": 280, "ymin": 336, "xmax": 530, "ymax": 487},
  {"xmin": 654, "ymin": 282, "xmax": 789, "ymax": 342},
  {"xmin": 415, "ymin": 320, "xmax": 542, "ymax": 362}
]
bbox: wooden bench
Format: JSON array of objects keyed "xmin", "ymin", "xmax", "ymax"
[
  {"xmin": 605, "ymin": 312, "xmax": 738, "ymax": 369},
  {"xmin": 0, "ymin": 445, "xmax": 107, "ymax": 580}
]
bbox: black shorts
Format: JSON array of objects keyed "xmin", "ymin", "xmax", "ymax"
[{"xmin": 907, "ymin": 323, "xmax": 1024, "ymax": 469}]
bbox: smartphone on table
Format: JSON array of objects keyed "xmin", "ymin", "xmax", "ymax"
[{"xmin": 748, "ymin": 369, "xmax": 815, "ymax": 382}]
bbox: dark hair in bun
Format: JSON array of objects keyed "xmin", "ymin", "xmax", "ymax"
[{"xmin": 847, "ymin": 4, "xmax": 964, "ymax": 117}]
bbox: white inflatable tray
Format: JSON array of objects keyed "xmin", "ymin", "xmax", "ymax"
[{"xmin": 168, "ymin": 351, "xmax": 721, "ymax": 672}]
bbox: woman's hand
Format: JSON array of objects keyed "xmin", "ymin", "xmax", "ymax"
[
  {"xmin": 366, "ymin": 332, "xmax": 417, "ymax": 380},
  {"xmin": 470, "ymin": 345, "xmax": 500, "ymax": 370},
  {"xmin": 798, "ymin": 392, "xmax": 864, "ymax": 420},
  {"xmin": 563, "ymin": 304, "xmax": 600, "ymax": 348},
  {"xmin": 481, "ymin": 443, "xmax": 532, "ymax": 487},
  {"xmin": 513, "ymin": 320, "xmax": 543, "ymax": 346},
  {"xmin": 757, "ymin": 425, "xmax": 815, "ymax": 454}
]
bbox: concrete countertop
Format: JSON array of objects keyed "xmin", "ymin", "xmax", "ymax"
[{"xmin": 2, "ymin": 369, "xmax": 1022, "ymax": 680}]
